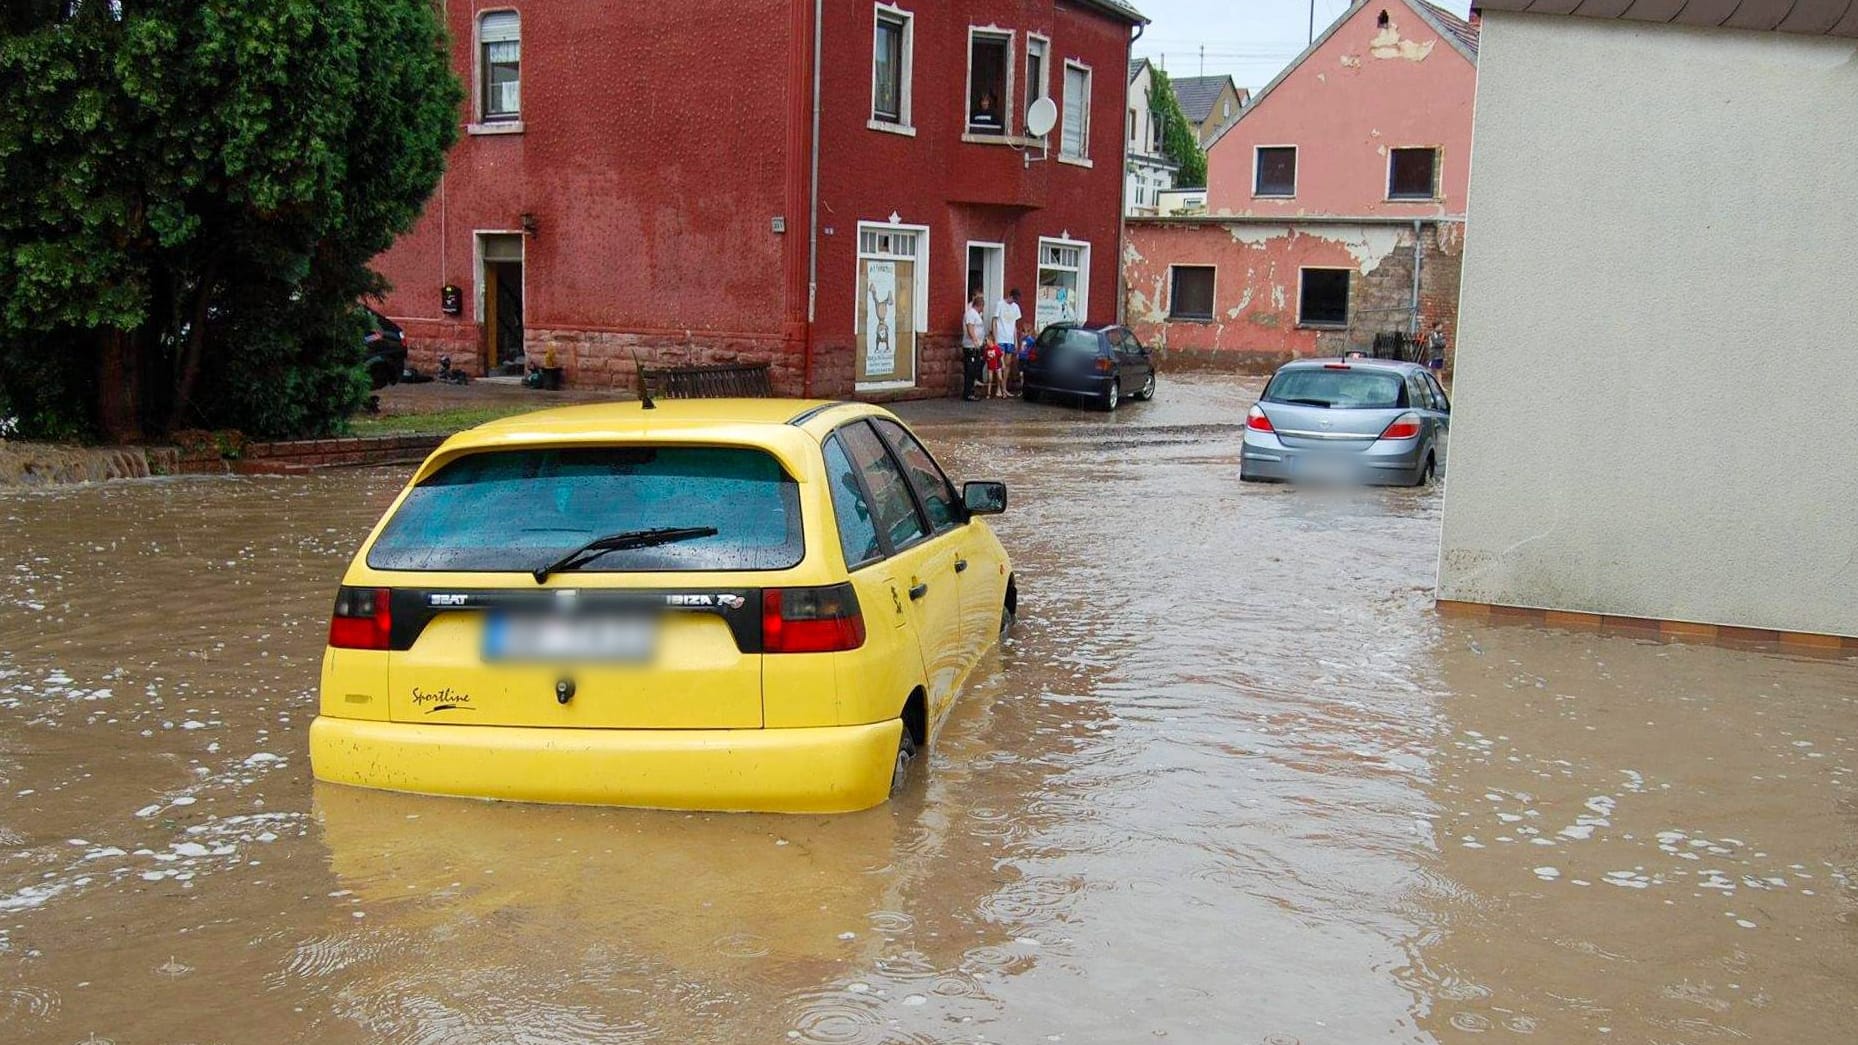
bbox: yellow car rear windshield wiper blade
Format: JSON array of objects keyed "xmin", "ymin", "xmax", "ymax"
[{"xmin": 532, "ymin": 527, "xmax": 718, "ymax": 584}]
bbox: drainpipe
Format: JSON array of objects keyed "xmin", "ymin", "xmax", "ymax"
[
  {"xmin": 804, "ymin": 0, "xmax": 822, "ymax": 396},
  {"xmin": 1409, "ymin": 219, "xmax": 1424, "ymax": 336},
  {"xmin": 1118, "ymin": 22, "xmax": 1145, "ymax": 325}
]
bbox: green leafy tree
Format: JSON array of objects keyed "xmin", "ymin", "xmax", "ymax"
[
  {"xmin": 1150, "ymin": 69, "xmax": 1208, "ymax": 189},
  {"xmin": 0, "ymin": 0, "xmax": 460, "ymax": 441}
]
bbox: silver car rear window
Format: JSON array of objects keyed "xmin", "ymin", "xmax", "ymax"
[
  {"xmin": 1263, "ymin": 369, "xmax": 1403, "ymax": 409},
  {"xmin": 367, "ymin": 446, "xmax": 804, "ymax": 572}
]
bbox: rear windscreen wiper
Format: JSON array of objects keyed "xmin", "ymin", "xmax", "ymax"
[
  {"xmin": 1278, "ymin": 397, "xmax": 1334, "ymax": 407},
  {"xmin": 532, "ymin": 527, "xmax": 718, "ymax": 583}
]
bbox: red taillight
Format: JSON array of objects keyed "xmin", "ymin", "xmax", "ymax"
[
  {"xmin": 1379, "ymin": 413, "xmax": 1423, "ymax": 440},
  {"xmin": 1322, "ymin": 362, "xmax": 1351, "ymax": 370},
  {"xmin": 762, "ymin": 583, "xmax": 866, "ymax": 653},
  {"xmin": 329, "ymin": 586, "xmax": 392, "ymax": 650},
  {"xmin": 1094, "ymin": 356, "xmax": 1113, "ymax": 373},
  {"xmin": 1245, "ymin": 405, "xmax": 1274, "ymax": 432}
]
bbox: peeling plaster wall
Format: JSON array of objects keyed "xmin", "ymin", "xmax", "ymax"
[
  {"xmin": 1203, "ymin": 0, "xmax": 1476, "ymax": 218},
  {"xmin": 1438, "ymin": 13, "xmax": 1858, "ymax": 638},
  {"xmin": 1123, "ymin": 220, "xmax": 1463, "ymax": 366}
]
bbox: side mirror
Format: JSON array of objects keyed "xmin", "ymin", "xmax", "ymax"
[{"xmin": 962, "ymin": 481, "xmax": 1007, "ymax": 516}]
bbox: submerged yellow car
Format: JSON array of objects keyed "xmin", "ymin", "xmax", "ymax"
[{"xmin": 309, "ymin": 398, "xmax": 1015, "ymax": 813}]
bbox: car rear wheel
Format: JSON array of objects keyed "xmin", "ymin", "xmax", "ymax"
[
  {"xmin": 1134, "ymin": 372, "xmax": 1156, "ymax": 401},
  {"xmin": 889, "ymin": 729, "xmax": 918, "ymax": 797},
  {"xmin": 1412, "ymin": 452, "xmax": 1436, "ymax": 487},
  {"xmin": 1098, "ymin": 380, "xmax": 1120, "ymax": 412},
  {"xmin": 1022, "ymin": 387, "xmax": 1041, "ymax": 404}
]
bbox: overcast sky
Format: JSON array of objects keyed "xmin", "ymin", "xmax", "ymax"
[{"xmin": 1132, "ymin": 0, "xmax": 1472, "ymax": 91}]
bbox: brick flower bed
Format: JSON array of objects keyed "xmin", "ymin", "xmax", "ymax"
[{"xmin": 176, "ymin": 434, "xmax": 445, "ymax": 476}]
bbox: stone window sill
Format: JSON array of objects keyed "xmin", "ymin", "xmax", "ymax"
[
  {"xmin": 867, "ymin": 120, "xmax": 918, "ymax": 137},
  {"xmin": 961, "ymin": 131, "xmax": 1036, "ymax": 148},
  {"xmin": 1057, "ymin": 154, "xmax": 1093, "ymax": 169},
  {"xmin": 1167, "ymin": 315, "xmax": 1216, "ymax": 324},
  {"xmin": 467, "ymin": 121, "xmax": 525, "ymax": 136}
]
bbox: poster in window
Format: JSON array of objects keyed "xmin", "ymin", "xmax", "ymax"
[
  {"xmin": 1035, "ymin": 274, "xmax": 1077, "ymax": 332},
  {"xmin": 857, "ymin": 259, "xmax": 915, "ymax": 385}
]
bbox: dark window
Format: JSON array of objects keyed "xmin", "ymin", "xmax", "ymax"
[
  {"xmin": 1255, "ymin": 146, "xmax": 1296, "ymax": 197},
  {"xmin": 480, "ymin": 12, "xmax": 521, "ymax": 122},
  {"xmin": 969, "ymin": 33, "xmax": 1009, "ymax": 134},
  {"xmin": 838, "ymin": 422, "xmax": 929, "ymax": 552},
  {"xmin": 873, "ymin": 419, "xmax": 959, "ymax": 534},
  {"xmin": 1169, "ymin": 266, "xmax": 1215, "ymax": 320},
  {"xmin": 1263, "ymin": 369, "xmax": 1403, "ymax": 409},
  {"xmin": 1424, "ymin": 372, "xmax": 1451, "ymax": 412},
  {"xmin": 367, "ymin": 447, "xmax": 802, "ymax": 572},
  {"xmin": 1298, "ymin": 268, "xmax": 1349, "ymax": 328},
  {"xmin": 1026, "ymin": 39, "xmax": 1046, "ymax": 111},
  {"xmin": 1035, "ymin": 325, "xmax": 1104, "ymax": 356},
  {"xmin": 822, "ymin": 435, "xmax": 883, "ymax": 567},
  {"xmin": 873, "ymin": 12, "xmax": 906, "ymax": 123},
  {"xmin": 1389, "ymin": 147, "xmax": 1438, "ymax": 200}
]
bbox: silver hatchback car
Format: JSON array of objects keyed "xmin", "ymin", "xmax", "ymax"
[{"xmin": 1239, "ymin": 358, "xmax": 1450, "ymax": 486}]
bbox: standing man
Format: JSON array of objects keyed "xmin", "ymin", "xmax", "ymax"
[
  {"xmin": 1425, "ymin": 320, "xmax": 1449, "ymax": 373},
  {"xmin": 962, "ymin": 292, "xmax": 987, "ymax": 401},
  {"xmin": 992, "ymin": 288, "xmax": 1024, "ymax": 395}
]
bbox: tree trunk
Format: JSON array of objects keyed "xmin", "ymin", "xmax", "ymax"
[
  {"xmin": 165, "ymin": 261, "xmax": 218, "ymax": 434},
  {"xmin": 96, "ymin": 327, "xmax": 143, "ymax": 444}
]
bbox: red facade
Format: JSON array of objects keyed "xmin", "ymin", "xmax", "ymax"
[{"xmin": 373, "ymin": 1, "xmax": 1140, "ymax": 397}]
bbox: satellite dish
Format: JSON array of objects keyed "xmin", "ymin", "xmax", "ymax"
[{"xmin": 1026, "ymin": 97, "xmax": 1058, "ymax": 139}]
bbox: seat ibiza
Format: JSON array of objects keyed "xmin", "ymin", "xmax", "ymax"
[{"xmin": 310, "ymin": 399, "xmax": 1015, "ymax": 813}]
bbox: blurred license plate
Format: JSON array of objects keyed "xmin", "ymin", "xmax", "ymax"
[
  {"xmin": 483, "ymin": 613, "xmax": 657, "ymax": 662},
  {"xmin": 1294, "ymin": 454, "xmax": 1356, "ymax": 480}
]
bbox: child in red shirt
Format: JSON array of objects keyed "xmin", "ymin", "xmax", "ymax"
[{"xmin": 983, "ymin": 338, "xmax": 1005, "ymax": 399}]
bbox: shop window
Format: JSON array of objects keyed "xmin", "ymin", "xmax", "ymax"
[
  {"xmin": 856, "ymin": 223, "xmax": 929, "ymax": 389},
  {"xmin": 872, "ymin": 6, "xmax": 913, "ymax": 127},
  {"xmin": 1035, "ymin": 238, "xmax": 1090, "ymax": 331},
  {"xmin": 479, "ymin": 11, "xmax": 521, "ymax": 122},
  {"xmin": 1388, "ymin": 147, "xmax": 1439, "ymax": 200},
  {"xmin": 968, "ymin": 30, "xmax": 1012, "ymax": 134},
  {"xmin": 1169, "ymin": 266, "xmax": 1215, "ymax": 321},
  {"xmin": 1255, "ymin": 146, "xmax": 1296, "ymax": 197},
  {"xmin": 1298, "ymin": 268, "xmax": 1350, "ymax": 328}
]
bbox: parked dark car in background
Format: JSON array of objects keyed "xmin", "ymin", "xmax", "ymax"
[
  {"xmin": 362, "ymin": 308, "xmax": 408, "ymax": 391},
  {"xmin": 1240, "ymin": 358, "xmax": 1450, "ymax": 486},
  {"xmin": 1020, "ymin": 323, "xmax": 1157, "ymax": 411}
]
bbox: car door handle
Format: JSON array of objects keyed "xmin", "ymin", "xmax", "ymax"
[
  {"xmin": 908, "ymin": 582, "xmax": 928, "ymax": 600},
  {"xmin": 954, "ymin": 558, "xmax": 968, "ymax": 573}
]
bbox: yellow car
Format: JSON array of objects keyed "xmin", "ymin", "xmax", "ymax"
[{"xmin": 309, "ymin": 398, "xmax": 1015, "ymax": 814}]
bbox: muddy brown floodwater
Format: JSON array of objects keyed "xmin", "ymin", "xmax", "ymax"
[{"xmin": 1, "ymin": 374, "xmax": 1854, "ymax": 1044}]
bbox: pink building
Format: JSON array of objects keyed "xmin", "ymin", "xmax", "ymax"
[{"xmin": 1123, "ymin": 1, "xmax": 1477, "ymax": 366}]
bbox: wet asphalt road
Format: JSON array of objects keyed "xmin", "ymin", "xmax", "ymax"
[{"xmin": 1, "ymin": 373, "xmax": 1854, "ymax": 1044}]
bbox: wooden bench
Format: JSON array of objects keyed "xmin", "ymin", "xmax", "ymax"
[{"xmin": 637, "ymin": 361, "xmax": 774, "ymax": 400}]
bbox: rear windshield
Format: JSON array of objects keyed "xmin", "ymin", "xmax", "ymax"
[
  {"xmin": 367, "ymin": 446, "xmax": 803, "ymax": 572},
  {"xmin": 1036, "ymin": 327, "xmax": 1101, "ymax": 354},
  {"xmin": 1263, "ymin": 369, "xmax": 1403, "ymax": 409}
]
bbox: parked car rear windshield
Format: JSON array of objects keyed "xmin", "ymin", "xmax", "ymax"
[
  {"xmin": 1036, "ymin": 327, "xmax": 1101, "ymax": 354},
  {"xmin": 367, "ymin": 446, "xmax": 804, "ymax": 572},
  {"xmin": 1263, "ymin": 369, "xmax": 1404, "ymax": 409}
]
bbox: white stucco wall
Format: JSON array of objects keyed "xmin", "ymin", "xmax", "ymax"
[{"xmin": 1438, "ymin": 12, "xmax": 1858, "ymax": 637}]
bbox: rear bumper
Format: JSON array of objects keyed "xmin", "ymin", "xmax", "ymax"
[
  {"xmin": 309, "ymin": 715, "xmax": 902, "ymax": 814},
  {"xmin": 1240, "ymin": 432, "xmax": 1426, "ymax": 485},
  {"xmin": 1022, "ymin": 371, "xmax": 1114, "ymax": 398}
]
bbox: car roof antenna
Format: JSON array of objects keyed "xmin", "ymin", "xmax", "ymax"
[{"xmin": 631, "ymin": 351, "xmax": 656, "ymax": 410}]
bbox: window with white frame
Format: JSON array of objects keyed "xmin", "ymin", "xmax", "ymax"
[
  {"xmin": 871, "ymin": 6, "xmax": 913, "ymax": 127},
  {"xmin": 967, "ymin": 29, "xmax": 1013, "ymax": 134},
  {"xmin": 1254, "ymin": 145, "xmax": 1296, "ymax": 197},
  {"xmin": 856, "ymin": 223, "xmax": 929, "ymax": 388},
  {"xmin": 1025, "ymin": 35, "xmax": 1049, "ymax": 115},
  {"xmin": 1034, "ymin": 237, "xmax": 1090, "ymax": 331},
  {"xmin": 1388, "ymin": 146, "xmax": 1439, "ymax": 200},
  {"xmin": 479, "ymin": 11, "xmax": 521, "ymax": 123},
  {"xmin": 1061, "ymin": 62, "xmax": 1091, "ymax": 159}
]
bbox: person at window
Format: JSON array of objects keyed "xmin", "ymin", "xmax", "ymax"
[
  {"xmin": 1425, "ymin": 320, "xmax": 1448, "ymax": 372},
  {"xmin": 962, "ymin": 293, "xmax": 986, "ymax": 401},
  {"xmin": 992, "ymin": 288, "xmax": 1024, "ymax": 396},
  {"xmin": 972, "ymin": 91, "xmax": 1000, "ymax": 131}
]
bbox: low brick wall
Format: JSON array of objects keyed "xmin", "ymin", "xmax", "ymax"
[{"xmin": 177, "ymin": 435, "xmax": 445, "ymax": 476}]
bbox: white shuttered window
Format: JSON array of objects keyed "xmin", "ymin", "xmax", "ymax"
[
  {"xmin": 481, "ymin": 12, "xmax": 521, "ymax": 121},
  {"xmin": 1061, "ymin": 63, "xmax": 1090, "ymax": 159}
]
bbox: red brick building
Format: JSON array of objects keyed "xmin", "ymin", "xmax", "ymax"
[
  {"xmin": 373, "ymin": 1, "xmax": 1144, "ymax": 397},
  {"xmin": 1123, "ymin": 0, "xmax": 1476, "ymax": 367}
]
